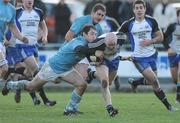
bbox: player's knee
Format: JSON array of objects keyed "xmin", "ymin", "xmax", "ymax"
[
  {"xmin": 151, "ymin": 77, "xmax": 160, "ymax": 88},
  {"xmin": 80, "ymin": 82, "xmax": 87, "ymax": 89},
  {"xmin": 101, "ymin": 79, "xmax": 108, "ymax": 88},
  {"xmin": 1, "ymin": 65, "xmax": 9, "ymax": 78}
]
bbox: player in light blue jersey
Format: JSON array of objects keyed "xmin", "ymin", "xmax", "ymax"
[
  {"xmin": 6, "ymin": 25, "xmax": 98, "ymax": 115},
  {"xmin": 65, "ymin": 3, "xmax": 106, "ymax": 86},
  {"xmin": 65, "ymin": 3, "xmax": 105, "ymax": 41},
  {"xmin": 2, "ymin": 0, "xmax": 56, "ymax": 106},
  {"xmin": 0, "ymin": 0, "xmax": 28, "ymax": 93}
]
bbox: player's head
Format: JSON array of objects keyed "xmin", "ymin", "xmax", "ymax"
[
  {"xmin": 82, "ymin": 24, "xmax": 97, "ymax": 43},
  {"xmin": 3, "ymin": 0, "xmax": 10, "ymax": 3},
  {"xmin": 104, "ymin": 33, "xmax": 117, "ymax": 49},
  {"xmin": 133, "ymin": 0, "xmax": 146, "ymax": 20},
  {"xmin": 22, "ymin": 0, "xmax": 34, "ymax": 9},
  {"xmin": 91, "ymin": 3, "xmax": 106, "ymax": 24},
  {"xmin": 15, "ymin": 0, "xmax": 23, "ymax": 8}
]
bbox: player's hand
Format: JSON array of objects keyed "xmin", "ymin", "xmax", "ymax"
[
  {"xmin": 120, "ymin": 56, "xmax": 132, "ymax": 61},
  {"xmin": 140, "ymin": 39, "xmax": 152, "ymax": 47},
  {"xmin": 41, "ymin": 36, "xmax": 48, "ymax": 45},
  {"xmin": 95, "ymin": 50, "xmax": 104, "ymax": 60},
  {"xmin": 3, "ymin": 40, "xmax": 10, "ymax": 47},
  {"xmin": 21, "ymin": 36, "xmax": 29, "ymax": 43}
]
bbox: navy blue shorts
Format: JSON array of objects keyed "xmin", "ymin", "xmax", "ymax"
[
  {"xmin": 168, "ymin": 54, "xmax": 180, "ymax": 68},
  {"xmin": 104, "ymin": 57, "xmax": 120, "ymax": 72},
  {"xmin": 6, "ymin": 46, "xmax": 22, "ymax": 65},
  {"xmin": 16, "ymin": 44, "xmax": 39, "ymax": 60},
  {"xmin": 132, "ymin": 52, "xmax": 158, "ymax": 73}
]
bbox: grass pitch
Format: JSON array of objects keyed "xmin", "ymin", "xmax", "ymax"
[{"xmin": 0, "ymin": 92, "xmax": 180, "ymax": 123}]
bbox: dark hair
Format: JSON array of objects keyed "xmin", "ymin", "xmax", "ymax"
[
  {"xmin": 81, "ymin": 24, "xmax": 96, "ymax": 35},
  {"xmin": 177, "ymin": 9, "xmax": 180, "ymax": 17},
  {"xmin": 92, "ymin": 3, "xmax": 106, "ymax": 13},
  {"xmin": 133, "ymin": 0, "xmax": 146, "ymax": 8}
]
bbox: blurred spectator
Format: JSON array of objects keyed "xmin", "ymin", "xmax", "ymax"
[
  {"xmin": 118, "ymin": 0, "xmax": 134, "ymax": 25},
  {"xmin": 54, "ymin": 0, "xmax": 72, "ymax": 42},
  {"xmin": 145, "ymin": 0, "xmax": 153, "ymax": 16},
  {"xmin": 153, "ymin": 0, "xmax": 176, "ymax": 32},
  {"xmin": 104, "ymin": 0, "xmax": 122, "ymax": 25},
  {"xmin": 34, "ymin": 0, "xmax": 47, "ymax": 16},
  {"xmin": 84, "ymin": 0, "xmax": 103, "ymax": 15}
]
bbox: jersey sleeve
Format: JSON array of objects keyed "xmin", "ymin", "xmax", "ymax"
[
  {"xmin": 34, "ymin": 8, "xmax": 45, "ymax": 22},
  {"xmin": 118, "ymin": 21, "xmax": 129, "ymax": 33},
  {"xmin": 163, "ymin": 23, "xmax": 175, "ymax": 49},
  {"xmin": 164, "ymin": 23, "xmax": 175, "ymax": 39},
  {"xmin": 10, "ymin": 7, "xmax": 16, "ymax": 24},
  {"xmin": 70, "ymin": 17, "xmax": 86, "ymax": 35},
  {"xmin": 151, "ymin": 18, "xmax": 160, "ymax": 33}
]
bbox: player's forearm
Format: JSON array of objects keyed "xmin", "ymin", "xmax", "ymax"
[
  {"xmin": 75, "ymin": 46, "xmax": 93, "ymax": 56},
  {"xmin": 40, "ymin": 21, "xmax": 48, "ymax": 37},
  {"xmin": 152, "ymin": 31, "xmax": 164, "ymax": 44},
  {"xmin": 65, "ymin": 30, "xmax": 74, "ymax": 41},
  {"xmin": 9, "ymin": 23, "xmax": 24, "ymax": 41}
]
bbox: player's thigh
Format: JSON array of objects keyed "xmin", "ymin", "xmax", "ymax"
[
  {"xmin": 74, "ymin": 63, "xmax": 89, "ymax": 79},
  {"xmin": 0, "ymin": 46, "xmax": 8, "ymax": 68},
  {"xmin": 170, "ymin": 66, "xmax": 178, "ymax": 83},
  {"xmin": 96, "ymin": 65, "xmax": 109, "ymax": 81},
  {"xmin": 178, "ymin": 62, "xmax": 180, "ymax": 81},
  {"xmin": 141, "ymin": 67, "xmax": 159, "ymax": 85},
  {"xmin": 24, "ymin": 55, "xmax": 39, "ymax": 71},
  {"xmin": 61, "ymin": 69, "xmax": 86, "ymax": 87},
  {"xmin": 109, "ymin": 70, "xmax": 117, "ymax": 85}
]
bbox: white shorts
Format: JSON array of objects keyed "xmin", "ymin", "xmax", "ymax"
[
  {"xmin": 37, "ymin": 62, "xmax": 73, "ymax": 82},
  {"xmin": 0, "ymin": 43, "xmax": 7, "ymax": 66},
  {"xmin": 78, "ymin": 57, "xmax": 90, "ymax": 65}
]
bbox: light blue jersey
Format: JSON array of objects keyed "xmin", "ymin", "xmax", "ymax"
[
  {"xmin": 0, "ymin": 1, "xmax": 16, "ymax": 42},
  {"xmin": 70, "ymin": 15, "xmax": 103, "ymax": 37},
  {"xmin": 49, "ymin": 36, "xmax": 88, "ymax": 74}
]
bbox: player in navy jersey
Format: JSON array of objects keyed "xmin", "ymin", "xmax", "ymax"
[
  {"xmin": 118, "ymin": 0, "xmax": 177, "ymax": 112},
  {"xmin": 84, "ymin": 32, "xmax": 128, "ymax": 117},
  {"xmin": 163, "ymin": 9, "xmax": 180, "ymax": 103}
]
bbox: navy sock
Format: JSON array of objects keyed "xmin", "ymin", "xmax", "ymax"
[{"xmin": 154, "ymin": 88, "xmax": 171, "ymax": 109}]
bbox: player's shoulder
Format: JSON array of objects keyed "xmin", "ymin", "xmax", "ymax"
[
  {"xmin": 88, "ymin": 38, "xmax": 105, "ymax": 48},
  {"xmin": 34, "ymin": 7, "xmax": 43, "ymax": 13},
  {"xmin": 145, "ymin": 15, "xmax": 157, "ymax": 22},
  {"xmin": 121, "ymin": 17, "xmax": 135, "ymax": 26}
]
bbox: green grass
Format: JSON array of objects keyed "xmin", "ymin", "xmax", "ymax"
[{"xmin": 0, "ymin": 92, "xmax": 180, "ymax": 123}]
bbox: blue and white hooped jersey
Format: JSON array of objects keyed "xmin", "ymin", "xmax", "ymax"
[
  {"xmin": 15, "ymin": 7, "xmax": 44, "ymax": 45},
  {"xmin": 0, "ymin": 1, "xmax": 15, "ymax": 42},
  {"xmin": 119, "ymin": 15, "xmax": 160, "ymax": 57}
]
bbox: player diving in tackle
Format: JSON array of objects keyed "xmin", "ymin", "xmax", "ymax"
[{"xmin": 4, "ymin": 24, "xmax": 101, "ymax": 114}]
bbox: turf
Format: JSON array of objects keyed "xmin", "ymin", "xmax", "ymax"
[{"xmin": 0, "ymin": 92, "xmax": 180, "ymax": 123}]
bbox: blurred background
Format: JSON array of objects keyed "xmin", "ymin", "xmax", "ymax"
[{"xmin": 9, "ymin": 0, "xmax": 180, "ymax": 92}]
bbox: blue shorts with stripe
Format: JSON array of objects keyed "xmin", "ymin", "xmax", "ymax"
[
  {"xmin": 168, "ymin": 54, "xmax": 180, "ymax": 68},
  {"xmin": 132, "ymin": 52, "xmax": 158, "ymax": 73},
  {"xmin": 104, "ymin": 57, "xmax": 120, "ymax": 72},
  {"xmin": 16, "ymin": 44, "xmax": 39, "ymax": 60},
  {"xmin": 6, "ymin": 46, "xmax": 22, "ymax": 65}
]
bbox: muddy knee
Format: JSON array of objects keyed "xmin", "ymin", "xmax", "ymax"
[{"xmin": 101, "ymin": 79, "xmax": 108, "ymax": 88}]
